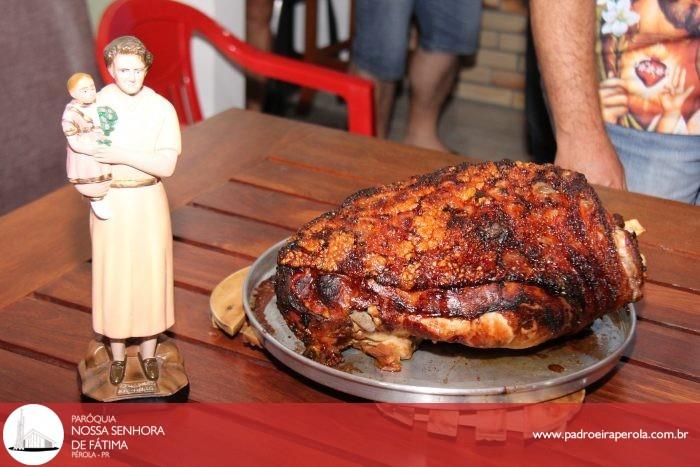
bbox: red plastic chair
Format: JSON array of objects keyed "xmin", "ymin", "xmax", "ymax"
[{"xmin": 95, "ymin": 0, "xmax": 374, "ymax": 135}]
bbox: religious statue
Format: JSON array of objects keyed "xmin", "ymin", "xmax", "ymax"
[{"xmin": 76, "ymin": 36, "xmax": 188, "ymax": 401}]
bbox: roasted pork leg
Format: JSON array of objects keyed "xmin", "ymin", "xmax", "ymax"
[{"xmin": 275, "ymin": 161, "xmax": 644, "ymax": 371}]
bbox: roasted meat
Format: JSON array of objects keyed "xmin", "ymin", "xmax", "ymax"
[{"xmin": 275, "ymin": 161, "xmax": 644, "ymax": 371}]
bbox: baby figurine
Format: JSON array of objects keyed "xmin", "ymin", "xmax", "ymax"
[{"xmin": 62, "ymin": 73, "xmax": 114, "ymax": 219}]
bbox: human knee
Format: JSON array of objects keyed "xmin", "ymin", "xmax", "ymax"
[
  {"xmin": 352, "ymin": 0, "xmax": 412, "ymax": 81},
  {"xmin": 415, "ymin": 0, "xmax": 482, "ymax": 55}
]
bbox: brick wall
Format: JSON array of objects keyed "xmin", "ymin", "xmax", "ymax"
[{"xmin": 456, "ymin": 0, "xmax": 528, "ymax": 110}]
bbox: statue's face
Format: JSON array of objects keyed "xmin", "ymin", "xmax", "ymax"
[
  {"xmin": 109, "ymin": 54, "xmax": 147, "ymax": 96},
  {"xmin": 71, "ymin": 77, "xmax": 96, "ymax": 105}
]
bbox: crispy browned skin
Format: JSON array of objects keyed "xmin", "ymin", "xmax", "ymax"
[{"xmin": 275, "ymin": 161, "xmax": 644, "ymax": 369}]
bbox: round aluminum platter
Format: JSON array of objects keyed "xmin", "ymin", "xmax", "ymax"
[{"xmin": 243, "ymin": 239, "xmax": 636, "ymax": 403}]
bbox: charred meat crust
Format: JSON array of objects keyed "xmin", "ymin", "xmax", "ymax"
[
  {"xmin": 275, "ymin": 161, "xmax": 645, "ymax": 367},
  {"xmin": 275, "ymin": 266, "xmax": 354, "ymax": 365},
  {"xmin": 276, "ymin": 266, "xmax": 580, "ymax": 361}
]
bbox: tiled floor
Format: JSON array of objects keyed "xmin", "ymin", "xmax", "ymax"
[{"xmin": 284, "ymin": 90, "xmax": 533, "ymax": 163}]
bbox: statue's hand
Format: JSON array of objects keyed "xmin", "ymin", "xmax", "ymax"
[
  {"xmin": 67, "ymin": 135, "xmax": 101, "ymax": 156},
  {"xmin": 92, "ymin": 146, "xmax": 131, "ymax": 165}
]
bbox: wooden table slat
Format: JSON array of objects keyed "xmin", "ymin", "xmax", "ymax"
[
  {"xmin": 193, "ymin": 181, "xmax": 330, "ymax": 231},
  {"xmin": 638, "ymin": 243, "xmax": 700, "ymax": 293},
  {"xmin": 628, "ymin": 320, "xmax": 700, "ymax": 380},
  {"xmin": 0, "ymin": 298, "xmax": 345, "ymax": 402},
  {"xmin": 172, "ymin": 205, "xmax": 290, "ymax": 259},
  {"xmin": 0, "ymin": 348, "xmax": 79, "ymax": 402},
  {"xmin": 585, "ymin": 361, "xmax": 700, "ymax": 402},
  {"xmin": 233, "ymin": 159, "xmax": 365, "ymax": 205},
  {"xmin": 173, "ymin": 241, "xmax": 251, "ymax": 294},
  {"xmin": 271, "ymin": 131, "xmax": 461, "ymax": 183},
  {"xmin": 635, "ymin": 282, "xmax": 700, "ymax": 334}
]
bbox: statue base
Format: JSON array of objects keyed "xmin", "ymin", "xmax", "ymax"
[{"xmin": 78, "ymin": 337, "xmax": 189, "ymax": 402}]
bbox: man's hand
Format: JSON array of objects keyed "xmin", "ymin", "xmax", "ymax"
[{"xmin": 555, "ymin": 137, "xmax": 627, "ymax": 190}]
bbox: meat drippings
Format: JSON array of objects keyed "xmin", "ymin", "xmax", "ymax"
[{"xmin": 251, "ymin": 278, "xmax": 275, "ymax": 334}]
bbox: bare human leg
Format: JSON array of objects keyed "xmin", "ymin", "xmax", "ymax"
[
  {"xmin": 246, "ymin": 0, "xmax": 274, "ymax": 111},
  {"xmin": 403, "ymin": 47, "xmax": 458, "ymax": 151},
  {"xmin": 350, "ymin": 64, "xmax": 397, "ymax": 138}
]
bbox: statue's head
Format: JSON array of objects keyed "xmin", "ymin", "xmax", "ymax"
[
  {"xmin": 67, "ymin": 72, "xmax": 96, "ymax": 104},
  {"xmin": 103, "ymin": 36, "xmax": 153, "ymax": 96}
]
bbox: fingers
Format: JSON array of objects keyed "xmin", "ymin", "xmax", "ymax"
[
  {"xmin": 668, "ymin": 66, "xmax": 687, "ymax": 94},
  {"xmin": 600, "ymin": 86, "xmax": 627, "ymax": 97},
  {"xmin": 603, "ymin": 105, "xmax": 628, "ymax": 115},
  {"xmin": 680, "ymin": 85, "xmax": 695, "ymax": 100},
  {"xmin": 671, "ymin": 65, "xmax": 680, "ymax": 89},
  {"xmin": 679, "ymin": 68, "xmax": 687, "ymax": 91},
  {"xmin": 602, "ymin": 107, "xmax": 628, "ymax": 123},
  {"xmin": 600, "ymin": 78, "xmax": 627, "ymax": 89},
  {"xmin": 599, "ymin": 83, "xmax": 628, "ymax": 111},
  {"xmin": 600, "ymin": 92, "xmax": 628, "ymax": 107},
  {"xmin": 91, "ymin": 147, "xmax": 109, "ymax": 160}
]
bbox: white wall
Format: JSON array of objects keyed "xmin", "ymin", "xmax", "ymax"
[{"xmin": 178, "ymin": 0, "xmax": 246, "ymax": 116}]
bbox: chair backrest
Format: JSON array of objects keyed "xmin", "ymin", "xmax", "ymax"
[
  {"xmin": 96, "ymin": 0, "xmax": 208, "ymax": 124},
  {"xmin": 97, "ymin": 0, "xmax": 374, "ymax": 134}
]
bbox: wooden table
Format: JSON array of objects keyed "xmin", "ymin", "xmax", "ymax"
[{"xmin": 0, "ymin": 109, "xmax": 698, "ymax": 403}]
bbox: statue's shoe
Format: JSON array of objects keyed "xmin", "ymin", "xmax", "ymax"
[
  {"xmin": 138, "ymin": 353, "xmax": 159, "ymax": 381},
  {"xmin": 108, "ymin": 360, "xmax": 126, "ymax": 385}
]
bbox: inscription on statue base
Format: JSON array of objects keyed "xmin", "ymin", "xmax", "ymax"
[{"xmin": 116, "ymin": 380, "xmax": 157, "ymax": 396}]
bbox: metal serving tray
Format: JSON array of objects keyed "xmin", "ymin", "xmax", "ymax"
[{"xmin": 243, "ymin": 239, "xmax": 636, "ymax": 403}]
